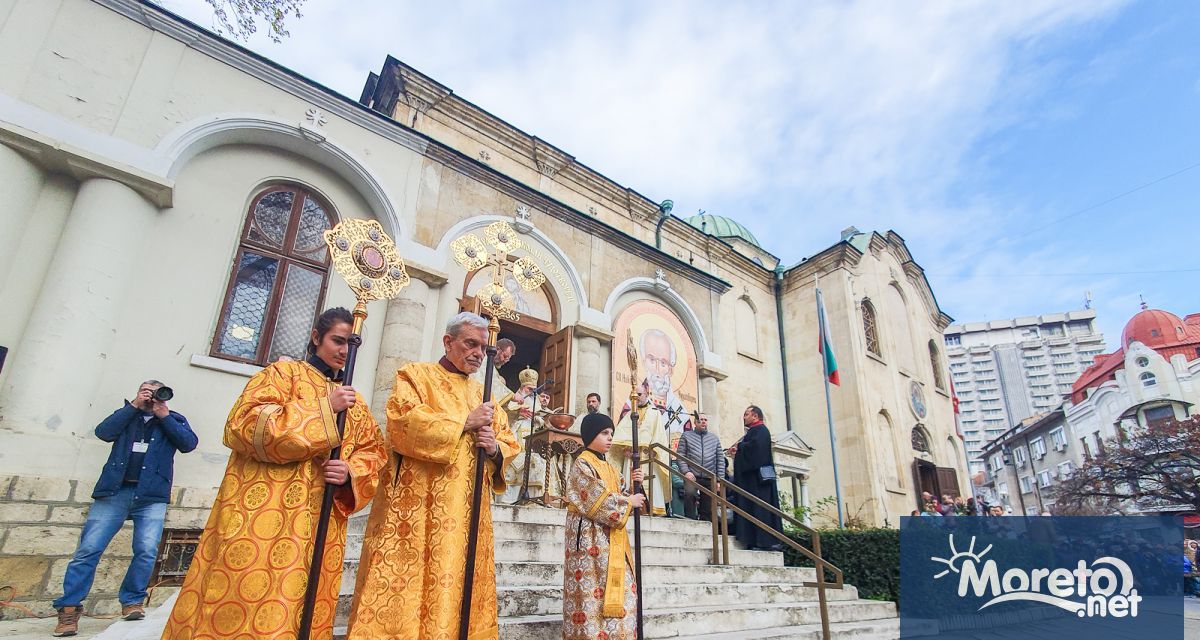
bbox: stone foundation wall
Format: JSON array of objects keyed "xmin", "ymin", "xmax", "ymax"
[{"xmin": 0, "ymin": 475, "xmax": 215, "ymax": 619}]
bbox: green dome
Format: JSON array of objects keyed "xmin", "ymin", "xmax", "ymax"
[{"xmin": 684, "ymin": 213, "xmax": 761, "ymax": 248}]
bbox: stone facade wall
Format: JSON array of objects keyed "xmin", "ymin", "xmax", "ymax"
[
  {"xmin": 0, "ymin": 0, "xmax": 967, "ymax": 615},
  {"xmin": 0, "ymin": 474, "xmax": 211, "ymax": 619}
]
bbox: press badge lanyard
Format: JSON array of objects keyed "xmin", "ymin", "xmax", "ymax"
[{"xmin": 132, "ymin": 415, "xmax": 152, "ymax": 453}]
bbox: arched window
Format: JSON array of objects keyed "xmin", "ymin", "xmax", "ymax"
[
  {"xmin": 1139, "ymin": 372, "xmax": 1157, "ymax": 388},
  {"xmin": 862, "ymin": 299, "xmax": 881, "ymax": 357},
  {"xmin": 212, "ymin": 185, "xmax": 336, "ymax": 365},
  {"xmin": 929, "ymin": 340, "xmax": 945, "ymax": 390},
  {"xmin": 736, "ymin": 297, "xmax": 759, "ymax": 358},
  {"xmin": 911, "ymin": 426, "xmax": 931, "ymax": 454}
]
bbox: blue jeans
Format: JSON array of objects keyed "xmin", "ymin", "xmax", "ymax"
[{"xmin": 53, "ymin": 485, "xmax": 166, "ymax": 608}]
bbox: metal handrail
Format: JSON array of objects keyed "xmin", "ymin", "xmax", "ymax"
[{"xmin": 640, "ymin": 443, "xmax": 843, "ymax": 640}]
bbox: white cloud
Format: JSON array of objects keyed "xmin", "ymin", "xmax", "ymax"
[{"xmin": 158, "ymin": 0, "xmax": 1144, "ymax": 341}]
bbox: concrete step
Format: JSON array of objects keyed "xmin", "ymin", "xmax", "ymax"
[
  {"xmin": 344, "ymin": 534, "xmax": 778, "ymax": 568},
  {"xmin": 340, "ymin": 560, "xmax": 821, "ymax": 594},
  {"xmin": 333, "ymin": 581, "xmax": 858, "ymax": 621},
  {"xmin": 349, "ymin": 504, "xmax": 725, "ymax": 535},
  {"xmin": 491, "ymin": 518, "xmax": 721, "ymax": 547},
  {"xmin": 675, "ymin": 617, "xmax": 901, "ymax": 640},
  {"xmin": 495, "ymin": 599, "xmax": 898, "ymax": 640},
  {"xmin": 494, "ymin": 582, "xmax": 860, "ymax": 617}
]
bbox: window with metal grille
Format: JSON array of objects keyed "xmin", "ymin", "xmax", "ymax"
[
  {"xmin": 151, "ymin": 528, "xmax": 202, "ymax": 586},
  {"xmin": 862, "ymin": 299, "xmax": 881, "ymax": 357},
  {"xmin": 211, "ymin": 186, "xmax": 336, "ymax": 365}
]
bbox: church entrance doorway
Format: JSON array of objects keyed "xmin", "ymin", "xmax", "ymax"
[
  {"xmin": 912, "ymin": 459, "xmax": 961, "ymax": 509},
  {"xmin": 460, "ymin": 263, "xmax": 571, "ymax": 412}
]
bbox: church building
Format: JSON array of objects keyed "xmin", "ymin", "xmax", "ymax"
[{"xmin": 0, "ymin": 0, "xmax": 965, "ymax": 614}]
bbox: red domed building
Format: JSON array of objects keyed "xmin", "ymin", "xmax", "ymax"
[
  {"xmin": 1064, "ymin": 304, "xmax": 1200, "ymax": 518},
  {"xmin": 1070, "ymin": 306, "xmax": 1200, "ymax": 405}
]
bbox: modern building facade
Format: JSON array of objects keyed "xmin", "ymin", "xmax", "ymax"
[
  {"xmin": 979, "ymin": 305, "xmax": 1200, "ymax": 515},
  {"xmin": 944, "ymin": 310, "xmax": 1106, "ymax": 474},
  {"xmin": 978, "ymin": 408, "xmax": 1076, "ymax": 515}
]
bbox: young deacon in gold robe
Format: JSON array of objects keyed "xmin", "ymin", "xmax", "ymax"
[
  {"xmin": 563, "ymin": 412, "xmax": 645, "ymax": 640},
  {"xmin": 347, "ymin": 312, "xmax": 520, "ymax": 640},
  {"xmin": 162, "ymin": 308, "xmax": 387, "ymax": 640}
]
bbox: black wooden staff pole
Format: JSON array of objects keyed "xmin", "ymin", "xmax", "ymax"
[
  {"xmin": 629, "ymin": 394, "xmax": 645, "ymax": 638},
  {"xmin": 460, "ymin": 323, "xmax": 499, "ymax": 640},
  {"xmin": 298, "ymin": 307, "xmax": 365, "ymax": 640}
]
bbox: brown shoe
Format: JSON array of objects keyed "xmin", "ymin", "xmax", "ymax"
[
  {"xmin": 121, "ymin": 603, "xmax": 145, "ymax": 621},
  {"xmin": 53, "ymin": 605, "xmax": 82, "ymax": 637}
]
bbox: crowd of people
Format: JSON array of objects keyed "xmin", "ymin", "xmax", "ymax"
[
  {"xmin": 48, "ymin": 308, "xmax": 788, "ymax": 640},
  {"xmin": 912, "ymin": 491, "xmax": 1029, "ymax": 518}
]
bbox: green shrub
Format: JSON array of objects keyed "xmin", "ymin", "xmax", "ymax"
[{"xmin": 784, "ymin": 528, "xmax": 900, "ymax": 604}]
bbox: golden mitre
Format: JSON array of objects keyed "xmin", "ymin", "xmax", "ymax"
[{"xmin": 518, "ymin": 366, "xmax": 539, "ymax": 389}]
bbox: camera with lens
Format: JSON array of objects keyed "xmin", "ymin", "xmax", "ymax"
[{"xmin": 152, "ymin": 386, "xmax": 174, "ymax": 402}]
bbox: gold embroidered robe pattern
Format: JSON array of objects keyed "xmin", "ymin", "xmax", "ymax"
[
  {"xmin": 162, "ymin": 360, "xmax": 386, "ymax": 640},
  {"xmin": 563, "ymin": 451, "xmax": 638, "ymax": 640},
  {"xmin": 346, "ymin": 362, "xmax": 519, "ymax": 640}
]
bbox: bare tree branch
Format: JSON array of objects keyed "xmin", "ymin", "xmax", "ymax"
[
  {"xmin": 1049, "ymin": 415, "xmax": 1200, "ymax": 515},
  {"xmin": 191, "ymin": 0, "xmax": 307, "ymax": 43}
]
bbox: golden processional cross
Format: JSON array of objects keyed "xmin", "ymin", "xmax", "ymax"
[
  {"xmin": 298, "ymin": 218, "xmax": 410, "ymax": 640},
  {"xmin": 450, "ymin": 220, "xmax": 545, "ymax": 640}
]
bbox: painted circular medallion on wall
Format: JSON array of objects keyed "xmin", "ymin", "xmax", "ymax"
[{"xmin": 909, "ymin": 381, "xmax": 928, "ymax": 420}]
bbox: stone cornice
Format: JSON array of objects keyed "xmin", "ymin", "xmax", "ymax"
[
  {"xmin": 397, "ymin": 62, "xmax": 452, "ymax": 116},
  {"xmin": 98, "ymin": 0, "xmax": 433, "ymax": 161},
  {"xmin": 883, "ymin": 231, "xmax": 953, "ymax": 329},
  {"xmin": 532, "ymin": 137, "xmax": 574, "ymax": 177},
  {"xmin": 697, "ymin": 363, "xmax": 729, "ymax": 381},
  {"xmin": 420, "ymin": 141, "xmax": 732, "ymax": 294},
  {"xmin": 403, "ymin": 262, "xmax": 449, "ymax": 288},
  {"xmin": 779, "ymin": 243, "xmax": 863, "ymax": 293},
  {"xmin": 96, "ymin": 0, "xmax": 730, "ymax": 294},
  {"xmin": 573, "ymin": 323, "xmax": 615, "ymax": 343},
  {"xmin": 1, "ymin": 120, "xmax": 173, "ymax": 206}
]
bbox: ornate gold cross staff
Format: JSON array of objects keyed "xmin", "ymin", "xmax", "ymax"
[
  {"xmin": 298, "ymin": 219, "xmax": 409, "ymax": 640},
  {"xmin": 450, "ymin": 220, "xmax": 545, "ymax": 640},
  {"xmin": 626, "ymin": 328, "xmax": 646, "ymax": 638}
]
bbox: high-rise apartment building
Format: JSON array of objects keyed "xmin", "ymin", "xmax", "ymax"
[{"xmin": 944, "ymin": 310, "xmax": 1106, "ymax": 473}]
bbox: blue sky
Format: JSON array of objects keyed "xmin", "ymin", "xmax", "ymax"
[{"xmin": 161, "ymin": 0, "xmax": 1200, "ymax": 349}]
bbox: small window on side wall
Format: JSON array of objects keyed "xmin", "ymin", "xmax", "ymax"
[
  {"xmin": 928, "ymin": 340, "xmax": 945, "ymax": 390},
  {"xmin": 211, "ymin": 185, "xmax": 336, "ymax": 365},
  {"xmin": 862, "ymin": 299, "xmax": 881, "ymax": 357}
]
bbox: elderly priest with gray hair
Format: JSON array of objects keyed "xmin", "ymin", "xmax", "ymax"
[{"xmin": 347, "ymin": 312, "xmax": 521, "ymax": 639}]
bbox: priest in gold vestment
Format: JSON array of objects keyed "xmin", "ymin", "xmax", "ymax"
[
  {"xmin": 347, "ymin": 312, "xmax": 520, "ymax": 640},
  {"xmin": 163, "ymin": 308, "xmax": 387, "ymax": 640}
]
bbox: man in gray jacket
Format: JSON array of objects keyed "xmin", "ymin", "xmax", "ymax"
[{"xmin": 675, "ymin": 413, "xmax": 725, "ymax": 521}]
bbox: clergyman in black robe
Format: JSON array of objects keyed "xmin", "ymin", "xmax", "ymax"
[{"xmin": 732, "ymin": 405, "xmax": 784, "ymax": 551}]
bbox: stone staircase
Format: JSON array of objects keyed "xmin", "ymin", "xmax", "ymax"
[{"xmin": 335, "ymin": 503, "xmax": 900, "ymax": 639}]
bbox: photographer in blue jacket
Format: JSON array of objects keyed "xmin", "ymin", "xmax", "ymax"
[{"xmin": 51, "ymin": 379, "xmax": 197, "ymax": 637}]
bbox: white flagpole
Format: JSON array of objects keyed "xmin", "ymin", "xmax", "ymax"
[{"xmin": 815, "ymin": 277, "xmax": 845, "ymax": 528}]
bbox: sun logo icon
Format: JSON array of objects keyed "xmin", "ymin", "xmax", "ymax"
[{"xmin": 930, "ymin": 534, "xmax": 992, "ymax": 580}]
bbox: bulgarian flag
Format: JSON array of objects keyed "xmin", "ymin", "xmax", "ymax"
[{"xmin": 816, "ymin": 288, "xmax": 840, "ymax": 386}]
